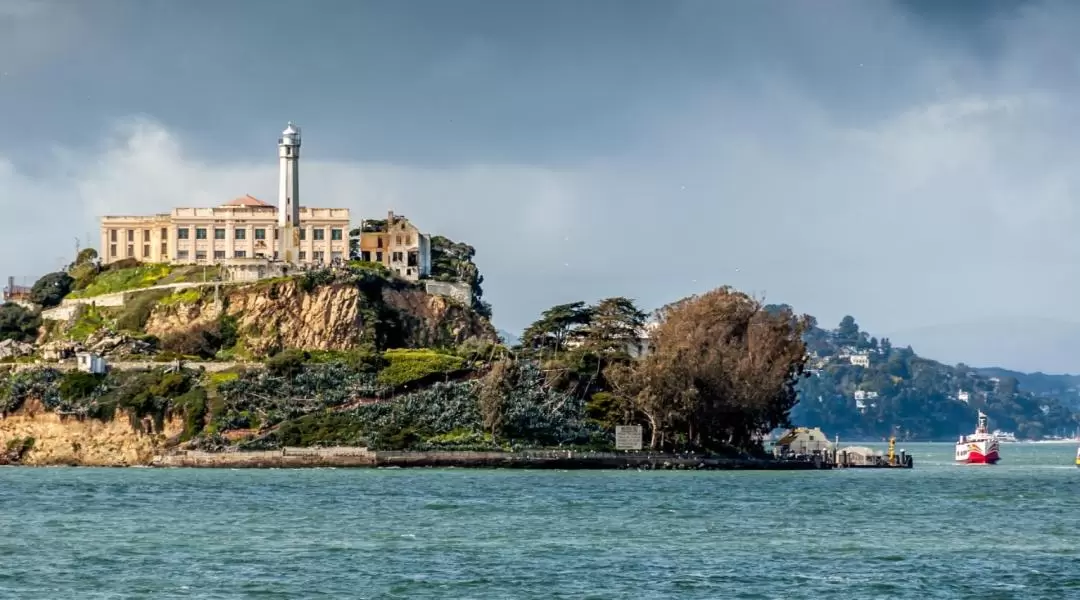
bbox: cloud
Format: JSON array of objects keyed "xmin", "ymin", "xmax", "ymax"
[{"xmin": 7, "ymin": 0, "xmax": 1080, "ymax": 372}]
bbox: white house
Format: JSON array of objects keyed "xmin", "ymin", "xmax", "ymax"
[
  {"xmin": 849, "ymin": 354, "xmax": 870, "ymax": 367},
  {"xmin": 957, "ymin": 390, "xmax": 970, "ymax": 404}
]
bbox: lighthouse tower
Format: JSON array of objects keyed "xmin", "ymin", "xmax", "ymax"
[{"xmin": 277, "ymin": 122, "xmax": 302, "ymax": 262}]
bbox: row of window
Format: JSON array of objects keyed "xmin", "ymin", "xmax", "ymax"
[
  {"xmin": 108, "ymin": 227, "xmax": 346, "ymax": 242},
  {"xmin": 176, "ymin": 227, "xmax": 344, "ymax": 241},
  {"xmin": 109, "ymin": 243, "xmax": 168, "ymax": 259},
  {"xmin": 173, "ymin": 250, "xmax": 343, "ymax": 261},
  {"xmin": 110, "ymin": 228, "xmax": 169, "ymax": 243}
]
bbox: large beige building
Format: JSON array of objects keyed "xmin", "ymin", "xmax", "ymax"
[
  {"xmin": 100, "ymin": 196, "xmax": 350, "ymax": 265},
  {"xmin": 99, "ymin": 123, "xmax": 350, "ymax": 267}
]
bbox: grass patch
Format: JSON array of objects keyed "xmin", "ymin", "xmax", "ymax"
[
  {"xmin": 68, "ymin": 264, "xmax": 220, "ymax": 299},
  {"xmin": 157, "ymin": 288, "xmax": 203, "ymax": 306},
  {"xmin": 376, "ymin": 349, "xmax": 466, "ymax": 388},
  {"xmin": 68, "ymin": 305, "xmax": 111, "ymax": 341},
  {"xmin": 114, "ymin": 289, "xmax": 172, "ymax": 332},
  {"xmin": 68, "ymin": 264, "xmax": 175, "ymax": 298}
]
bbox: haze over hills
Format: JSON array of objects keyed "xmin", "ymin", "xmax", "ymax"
[{"xmin": 885, "ymin": 317, "xmax": 1080, "ymax": 375}]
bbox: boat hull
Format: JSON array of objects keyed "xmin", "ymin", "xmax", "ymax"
[{"xmin": 955, "ymin": 440, "xmax": 1000, "ymax": 465}]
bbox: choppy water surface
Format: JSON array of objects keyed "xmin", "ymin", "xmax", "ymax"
[{"xmin": 2, "ymin": 443, "xmax": 1079, "ymax": 599}]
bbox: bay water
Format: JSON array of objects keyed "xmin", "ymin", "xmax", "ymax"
[{"xmin": 2, "ymin": 442, "xmax": 1078, "ymax": 599}]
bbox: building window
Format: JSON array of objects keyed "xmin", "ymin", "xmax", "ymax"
[
  {"xmin": 195, "ymin": 251, "xmax": 207, "ymax": 261},
  {"xmin": 161, "ymin": 227, "xmax": 168, "ymax": 240},
  {"xmin": 235, "ymin": 228, "xmax": 246, "ymax": 240},
  {"xmin": 313, "ymin": 251, "xmax": 325, "ymax": 262},
  {"xmin": 405, "ymin": 234, "xmax": 412, "ymax": 245},
  {"xmin": 395, "ymin": 235, "xmax": 402, "ymax": 245},
  {"xmin": 214, "ymin": 228, "xmax": 226, "ymax": 240},
  {"xmin": 391, "ymin": 251, "xmax": 403, "ymax": 263},
  {"xmin": 143, "ymin": 230, "xmax": 151, "ymax": 242},
  {"xmin": 127, "ymin": 244, "xmax": 134, "ymax": 257},
  {"xmin": 177, "ymin": 250, "xmax": 189, "ymax": 260},
  {"xmin": 178, "ymin": 228, "xmax": 190, "ymax": 240},
  {"xmin": 313, "ymin": 228, "xmax": 325, "ymax": 241},
  {"xmin": 234, "ymin": 250, "xmax": 246, "ymax": 258},
  {"xmin": 161, "ymin": 242, "xmax": 167, "ymax": 256},
  {"xmin": 299, "ymin": 251, "xmax": 307, "ymax": 260},
  {"xmin": 361, "ymin": 251, "xmax": 371, "ymax": 262},
  {"xmin": 299, "ymin": 229, "xmax": 306, "ymax": 241},
  {"xmin": 214, "ymin": 250, "xmax": 226, "ymax": 259},
  {"xmin": 127, "ymin": 230, "xmax": 134, "ymax": 242},
  {"xmin": 110, "ymin": 244, "xmax": 117, "ymax": 257},
  {"xmin": 331, "ymin": 229, "xmax": 343, "ymax": 241},
  {"xmin": 143, "ymin": 244, "xmax": 150, "ymax": 258},
  {"xmin": 110, "ymin": 230, "xmax": 118, "ymax": 242},
  {"xmin": 255, "ymin": 228, "xmax": 266, "ymax": 240},
  {"xmin": 195, "ymin": 228, "xmax": 207, "ymax": 240},
  {"xmin": 274, "ymin": 229, "xmax": 279, "ymax": 240},
  {"xmin": 331, "ymin": 251, "xmax": 343, "ymax": 262},
  {"xmin": 376, "ymin": 251, "xmax": 383, "ymax": 262},
  {"xmin": 376, "ymin": 237, "xmax": 383, "ymax": 248}
]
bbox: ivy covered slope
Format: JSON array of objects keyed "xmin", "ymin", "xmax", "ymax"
[
  {"xmin": 1, "ymin": 283, "xmax": 813, "ymax": 459},
  {"xmin": 788, "ymin": 312, "xmax": 1080, "ymax": 441}
]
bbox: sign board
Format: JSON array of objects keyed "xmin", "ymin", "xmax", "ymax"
[{"xmin": 615, "ymin": 425, "xmax": 643, "ymax": 451}]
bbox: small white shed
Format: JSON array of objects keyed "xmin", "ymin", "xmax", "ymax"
[{"xmin": 75, "ymin": 352, "xmax": 107, "ymax": 374}]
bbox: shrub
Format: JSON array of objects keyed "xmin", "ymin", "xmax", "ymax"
[
  {"xmin": 159, "ymin": 324, "xmax": 221, "ymax": 359},
  {"xmin": 30, "ymin": 272, "xmax": 74, "ymax": 307},
  {"xmin": 266, "ymin": 349, "xmax": 307, "ymax": 378},
  {"xmin": 114, "ymin": 289, "xmax": 171, "ymax": 332},
  {"xmin": 376, "ymin": 349, "xmax": 466, "ymax": 388},
  {"xmin": 58, "ymin": 371, "xmax": 105, "ymax": 402}
]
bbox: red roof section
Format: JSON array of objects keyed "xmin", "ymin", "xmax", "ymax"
[{"xmin": 223, "ymin": 194, "xmax": 273, "ymax": 208}]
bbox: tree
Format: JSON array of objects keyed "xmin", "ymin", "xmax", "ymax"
[
  {"xmin": 0, "ymin": 303, "xmax": 40, "ymax": 343},
  {"xmin": 348, "ymin": 228, "xmax": 362, "ymax": 260},
  {"xmin": 606, "ymin": 287, "xmax": 810, "ymax": 452},
  {"xmin": 835, "ymin": 315, "xmax": 860, "ymax": 347},
  {"xmin": 429, "ymin": 235, "xmax": 491, "ymax": 318},
  {"xmin": 29, "ymin": 272, "xmax": 73, "ymax": 308},
  {"xmin": 583, "ymin": 297, "xmax": 647, "ymax": 355},
  {"xmin": 520, "ymin": 301, "xmax": 593, "ymax": 356}
]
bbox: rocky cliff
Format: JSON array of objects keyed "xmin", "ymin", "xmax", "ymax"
[
  {"xmin": 144, "ymin": 278, "xmax": 495, "ymax": 357},
  {"xmin": 0, "ymin": 398, "xmax": 181, "ymax": 466}
]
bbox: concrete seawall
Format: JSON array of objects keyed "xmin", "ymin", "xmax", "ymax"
[{"xmin": 151, "ymin": 448, "xmax": 832, "ymax": 470}]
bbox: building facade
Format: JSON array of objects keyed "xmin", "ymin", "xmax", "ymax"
[
  {"xmin": 99, "ymin": 197, "xmax": 350, "ymax": 266},
  {"xmin": 358, "ymin": 211, "xmax": 431, "ymax": 281},
  {"xmin": 98, "ymin": 123, "xmax": 350, "ymax": 267}
]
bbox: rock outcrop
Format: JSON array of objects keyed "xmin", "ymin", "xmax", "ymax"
[
  {"xmin": 145, "ymin": 279, "xmax": 496, "ymax": 357},
  {"xmin": 0, "ymin": 398, "xmax": 181, "ymax": 466}
]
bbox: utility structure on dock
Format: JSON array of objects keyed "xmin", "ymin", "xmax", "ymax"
[{"xmin": 833, "ymin": 435, "xmax": 914, "ymax": 469}]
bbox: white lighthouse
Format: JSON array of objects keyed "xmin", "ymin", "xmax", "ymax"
[{"xmin": 277, "ymin": 122, "xmax": 302, "ymax": 262}]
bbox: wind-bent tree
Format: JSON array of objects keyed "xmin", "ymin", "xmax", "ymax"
[{"xmin": 606, "ymin": 287, "xmax": 810, "ymax": 452}]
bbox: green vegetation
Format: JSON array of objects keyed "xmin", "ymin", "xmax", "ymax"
[
  {"xmin": 68, "ymin": 263, "xmax": 220, "ymax": 298},
  {"xmin": 377, "ymin": 349, "xmax": 465, "ymax": 388},
  {"xmin": 157, "ymin": 288, "xmax": 203, "ymax": 306},
  {"xmin": 68, "ymin": 305, "xmax": 110, "ymax": 341},
  {"xmin": 0, "ymin": 303, "xmax": 40, "ymax": 344},
  {"xmin": 30, "ymin": 272, "xmax": 74, "ymax": 308},
  {"xmin": 790, "ymin": 312, "xmax": 1080, "ymax": 440},
  {"xmin": 114, "ymin": 289, "xmax": 172, "ymax": 332},
  {"xmin": 429, "ymin": 235, "xmax": 492, "ymax": 318}
]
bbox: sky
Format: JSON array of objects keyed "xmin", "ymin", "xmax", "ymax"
[{"xmin": 4, "ymin": 0, "xmax": 1080, "ymax": 372}]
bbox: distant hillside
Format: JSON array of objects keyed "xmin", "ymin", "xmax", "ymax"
[
  {"xmin": 775, "ymin": 308, "xmax": 1080, "ymax": 441},
  {"xmin": 974, "ymin": 367, "xmax": 1080, "ymax": 411}
]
